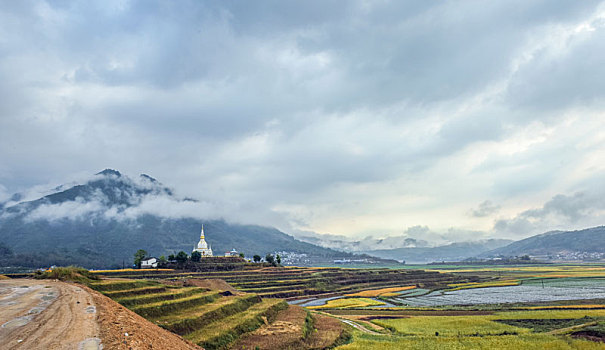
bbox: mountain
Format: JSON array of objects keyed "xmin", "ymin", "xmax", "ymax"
[
  {"xmin": 483, "ymin": 226, "xmax": 605, "ymax": 259},
  {"xmin": 296, "ymin": 232, "xmax": 429, "ymax": 252},
  {"xmin": 0, "ymin": 169, "xmax": 358, "ymax": 269},
  {"xmin": 363, "ymin": 239, "xmax": 513, "ymax": 264}
]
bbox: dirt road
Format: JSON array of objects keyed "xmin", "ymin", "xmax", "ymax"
[{"xmin": 0, "ymin": 279, "xmax": 101, "ymax": 350}]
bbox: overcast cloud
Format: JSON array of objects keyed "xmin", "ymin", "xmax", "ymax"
[{"xmin": 1, "ymin": 0, "xmax": 605, "ymax": 241}]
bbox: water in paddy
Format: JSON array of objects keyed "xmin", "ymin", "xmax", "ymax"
[{"xmin": 400, "ymin": 278, "xmax": 605, "ymax": 306}]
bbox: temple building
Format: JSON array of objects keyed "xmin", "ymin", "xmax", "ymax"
[{"xmin": 193, "ymin": 224, "xmax": 213, "ymax": 257}]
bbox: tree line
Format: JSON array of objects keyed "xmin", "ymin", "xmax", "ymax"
[{"xmin": 133, "ymin": 249, "xmax": 281, "ymax": 268}]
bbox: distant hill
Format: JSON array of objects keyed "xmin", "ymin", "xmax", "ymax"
[
  {"xmin": 483, "ymin": 226, "xmax": 605, "ymax": 258},
  {"xmin": 363, "ymin": 239, "xmax": 512, "ymax": 264},
  {"xmin": 0, "ymin": 169, "xmax": 358, "ymax": 269}
]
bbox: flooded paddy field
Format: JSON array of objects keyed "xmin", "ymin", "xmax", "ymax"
[{"xmin": 399, "ymin": 278, "xmax": 605, "ymax": 306}]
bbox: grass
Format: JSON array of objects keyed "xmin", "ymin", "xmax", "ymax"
[
  {"xmin": 302, "ymin": 310, "xmax": 315, "ymax": 339},
  {"xmin": 156, "ymin": 294, "xmax": 262, "ymax": 334},
  {"xmin": 521, "ymin": 305, "xmax": 605, "ymax": 310},
  {"xmin": 336, "ymin": 308, "xmax": 605, "ymax": 349},
  {"xmin": 89, "ymin": 279, "xmax": 159, "ymax": 292},
  {"xmin": 93, "ymin": 268, "xmax": 175, "ymax": 273},
  {"xmin": 571, "ymin": 320, "xmax": 605, "ymax": 339},
  {"xmin": 102, "ymin": 285, "xmax": 169, "ymax": 298},
  {"xmin": 184, "ymin": 299, "xmax": 288, "ymax": 350},
  {"xmin": 374, "ymin": 315, "xmax": 527, "ymax": 336},
  {"xmin": 336, "ymin": 330, "xmax": 605, "ymax": 350},
  {"xmin": 131, "ymin": 290, "xmax": 221, "ymax": 318},
  {"xmin": 495, "ymin": 317, "xmax": 600, "ymax": 333},
  {"xmin": 0, "ymin": 274, "xmax": 9, "ymax": 280},
  {"xmin": 115, "ymin": 287, "xmax": 207, "ymax": 307},
  {"xmin": 346, "ymin": 286, "xmax": 416, "ymax": 297},
  {"xmin": 494, "ymin": 309, "xmax": 605, "ymax": 320},
  {"xmin": 307, "ymin": 298, "xmax": 386, "ymax": 310},
  {"xmin": 33, "ymin": 266, "xmax": 99, "ymax": 283}
]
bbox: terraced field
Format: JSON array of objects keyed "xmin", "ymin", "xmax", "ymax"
[
  {"xmin": 89, "ymin": 278, "xmax": 345, "ymax": 350},
  {"xmin": 94, "ymin": 265, "xmax": 477, "ymax": 300}
]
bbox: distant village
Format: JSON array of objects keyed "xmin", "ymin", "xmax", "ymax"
[{"xmin": 136, "ymin": 225, "xmax": 410, "ymax": 269}]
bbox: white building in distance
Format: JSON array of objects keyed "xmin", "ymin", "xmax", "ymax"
[
  {"xmin": 225, "ymin": 248, "xmax": 239, "ymax": 257},
  {"xmin": 193, "ymin": 224, "xmax": 213, "ymax": 257},
  {"xmin": 141, "ymin": 257, "xmax": 158, "ymax": 268}
]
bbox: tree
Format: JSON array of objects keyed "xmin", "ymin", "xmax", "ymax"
[
  {"xmin": 265, "ymin": 254, "xmax": 275, "ymax": 264},
  {"xmin": 134, "ymin": 249, "xmax": 148, "ymax": 268},
  {"xmin": 276, "ymin": 254, "xmax": 281, "ymax": 265},
  {"xmin": 253, "ymin": 255, "xmax": 261, "ymax": 263},
  {"xmin": 158, "ymin": 255, "xmax": 167, "ymax": 267},
  {"xmin": 239, "ymin": 252, "xmax": 245, "ymax": 258},
  {"xmin": 176, "ymin": 251, "xmax": 188, "ymax": 264},
  {"xmin": 191, "ymin": 251, "xmax": 202, "ymax": 262},
  {"xmin": 168, "ymin": 254, "xmax": 175, "ymax": 262}
]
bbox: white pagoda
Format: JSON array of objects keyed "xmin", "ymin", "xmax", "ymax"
[{"xmin": 193, "ymin": 224, "xmax": 213, "ymax": 257}]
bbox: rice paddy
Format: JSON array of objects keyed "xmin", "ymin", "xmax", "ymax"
[
  {"xmin": 90, "ymin": 277, "xmax": 344, "ymax": 349},
  {"xmin": 86, "ymin": 263, "xmax": 605, "ymax": 348},
  {"xmin": 346, "ymin": 285, "xmax": 416, "ymax": 297},
  {"xmin": 307, "ymin": 297, "xmax": 386, "ymax": 309}
]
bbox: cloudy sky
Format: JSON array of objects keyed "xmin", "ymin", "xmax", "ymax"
[{"xmin": 1, "ymin": 0, "xmax": 605, "ymax": 242}]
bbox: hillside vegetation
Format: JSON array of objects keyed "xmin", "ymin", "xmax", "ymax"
[
  {"xmin": 89, "ymin": 277, "xmax": 346, "ymax": 350},
  {"xmin": 485, "ymin": 226, "xmax": 605, "ymax": 257}
]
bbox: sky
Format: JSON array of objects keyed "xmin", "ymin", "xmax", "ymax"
[{"xmin": 1, "ymin": 0, "xmax": 605, "ymax": 242}]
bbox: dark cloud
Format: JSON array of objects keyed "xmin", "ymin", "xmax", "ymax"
[
  {"xmin": 1, "ymin": 1, "xmax": 605, "ymax": 238},
  {"xmin": 507, "ymin": 15, "xmax": 605, "ymax": 111}
]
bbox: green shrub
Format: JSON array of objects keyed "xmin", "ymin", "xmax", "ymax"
[
  {"xmin": 302, "ymin": 311, "xmax": 315, "ymax": 339},
  {"xmin": 34, "ymin": 266, "xmax": 99, "ymax": 283}
]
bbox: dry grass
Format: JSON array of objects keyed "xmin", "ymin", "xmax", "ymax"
[
  {"xmin": 494, "ymin": 309, "xmax": 605, "ymax": 320},
  {"xmin": 428, "ymin": 265, "xmax": 605, "ymax": 279},
  {"xmin": 93, "ymin": 268, "xmax": 175, "ymax": 273},
  {"xmin": 0, "ymin": 274, "xmax": 10, "ymax": 280},
  {"xmin": 346, "ymin": 286, "xmax": 416, "ymax": 297},
  {"xmin": 307, "ymin": 297, "xmax": 385, "ymax": 310},
  {"xmin": 521, "ymin": 305, "xmax": 605, "ymax": 310},
  {"xmin": 230, "ymin": 305, "xmax": 308, "ymax": 350},
  {"xmin": 184, "ymin": 299, "xmax": 287, "ymax": 348}
]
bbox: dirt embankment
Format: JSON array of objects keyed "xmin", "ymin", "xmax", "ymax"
[
  {"xmin": 83, "ymin": 284, "xmax": 202, "ymax": 350},
  {"xmin": 0, "ymin": 279, "xmax": 100, "ymax": 350},
  {"xmin": 1, "ymin": 279, "xmax": 201, "ymax": 350}
]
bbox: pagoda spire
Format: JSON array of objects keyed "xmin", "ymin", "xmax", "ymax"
[{"xmin": 200, "ymin": 224, "xmax": 205, "ymax": 239}]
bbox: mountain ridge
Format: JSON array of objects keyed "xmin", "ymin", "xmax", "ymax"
[
  {"xmin": 0, "ymin": 169, "xmax": 361, "ymax": 268},
  {"xmin": 361, "ymin": 239, "xmax": 512, "ymax": 263},
  {"xmin": 482, "ymin": 226, "xmax": 605, "ymax": 258}
]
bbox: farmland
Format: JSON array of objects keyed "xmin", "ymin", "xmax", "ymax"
[
  {"xmin": 93, "ymin": 264, "xmax": 477, "ymax": 299},
  {"xmin": 311, "ymin": 263, "xmax": 605, "ymax": 349},
  {"xmin": 89, "ymin": 263, "xmax": 475, "ymax": 349},
  {"xmin": 85, "ymin": 263, "xmax": 605, "ymax": 349},
  {"xmin": 88, "ymin": 277, "xmax": 347, "ymax": 350}
]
